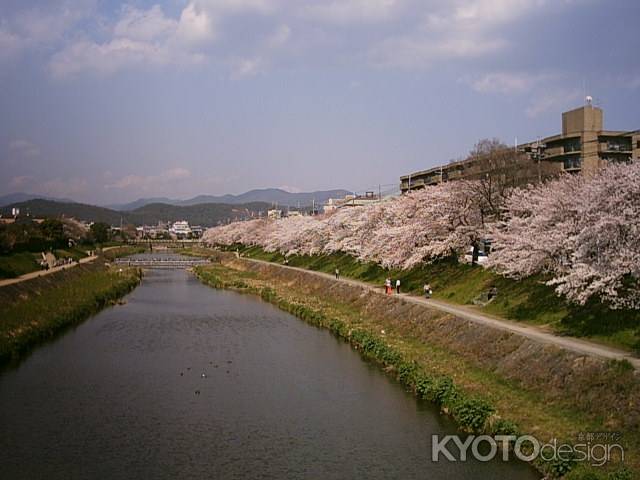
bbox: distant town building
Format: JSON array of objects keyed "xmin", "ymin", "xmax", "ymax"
[
  {"xmin": 400, "ymin": 103, "xmax": 640, "ymax": 193},
  {"xmin": 169, "ymin": 220, "xmax": 192, "ymax": 239},
  {"xmin": 323, "ymin": 192, "xmax": 381, "ymax": 213},
  {"xmin": 267, "ymin": 209, "xmax": 282, "ymax": 220},
  {"xmin": 11, "ymin": 207, "xmax": 20, "ymax": 217}
]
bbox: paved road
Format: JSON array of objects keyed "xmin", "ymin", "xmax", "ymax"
[{"xmin": 243, "ymin": 257, "xmax": 640, "ymax": 369}]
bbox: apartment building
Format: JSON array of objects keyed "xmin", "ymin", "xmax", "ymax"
[{"xmin": 400, "ymin": 103, "xmax": 639, "ymax": 193}]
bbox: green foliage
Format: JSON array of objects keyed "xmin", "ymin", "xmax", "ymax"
[
  {"xmin": 0, "ymin": 263, "xmax": 141, "ymax": 364},
  {"xmin": 230, "ymin": 245, "xmax": 640, "ymax": 352},
  {"xmin": 90, "ymin": 222, "xmax": 111, "ymax": 243},
  {"xmin": 0, "ymin": 252, "xmax": 41, "ymax": 279},
  {"xmin": 0, "ymin": 199, "xmax": 272, "ymax": 227},
  {"xmin": 607, "ymin": 467, "xmax": 633, "ymax": 480},
  {"xmin": 453, "ymin": 397, "xmax": 495, "ymax": 433},
  {"xmin": 491, "ymin": 418, "xmax": 519, "ymax": 436}
]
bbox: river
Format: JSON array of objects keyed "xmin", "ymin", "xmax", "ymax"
[{"xmin": 0, "ymin": 266, "xmax": 539, "ymax": 479}]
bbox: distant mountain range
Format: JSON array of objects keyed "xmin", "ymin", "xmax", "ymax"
[
  {"xmin": 0, "ymin": 199, "xmax": 272, "ymax": 227},
  {"xmin": 106, "ymin": 188, "xmax": 350, "ymax": 211},
  {"xmin": 0, "ymin": 192, "xmax": 73, "ymax": 207}
]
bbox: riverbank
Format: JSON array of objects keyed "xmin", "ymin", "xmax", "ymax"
[
  {"xmin": 0, "ymin": 261, "xmax": 141, "ymax": 366},
  {"xmin": 213, "ymin": 245, "xmax": 640, "ymax": 354},
  {"xmin": 195, "ymin": 256, "xmax": 637, "ymax": 480}
]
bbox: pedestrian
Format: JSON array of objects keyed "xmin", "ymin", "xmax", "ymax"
[
  {"xmin": 396, "ymin": 279, "xmax": 401, "ymax": 294},
  {"xmin": 423, "ymin": 283, "xmax": 432, "ymax": 299},
  {"xmin": 385, "ymin": 277, "xmax": 391, "ymax": 295},
  {"xmin": 335, "ymin": 268, "xmax": 340, "ymax": 279}
]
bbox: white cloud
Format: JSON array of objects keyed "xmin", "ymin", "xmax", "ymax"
[
  {"xmin": 369, "ymin": 0, "xmax": 555, "ymax": 69},
  {"xmin": 9, "ymin": 176, "xmax": 34, "ymax": 189},
  {"xmin": 301, "ymin": 0, "xmax": 403, "ymax": 25},
  {"xmin": 175, "ymin": 3, "xmax": 215, "ymax": 46},
  {"xmin": 49, "ymin": 3, "xmax": 213, "ymax": 78},
  {"xmin": 195, "ymin": 0, "xmax": 278, "ymax": 15},
  {"xmin": 266, "ymin": 24, "xmax": 291, "ymax": 49},
  {"xmin": 105, "ymin": 168, "xmax": 192, "ymax": 191},
  {"xmin": 525, "ymin": 88, "xmax": 581, "ymax": 118},
  {"xmin": 0, "ymin": 27, "xmax": 23, "ymax": 60},
  {"xmin": 465, "ymin": 71, "xmax": 557, "ymax": 94},
  {"xmin": 230, "ymin": 57, "xmax": 265, "ymax": 78},
  {"xmin": 8, "ymin": 139, "xmax": 40, "ymax": 158},
  {"xmin": 39, "ymin": 177, "xmax": 90, "ymax": 197},
  {"xmin": 113, "ymin": 5, "xmax": 177, "ymax": 41}
]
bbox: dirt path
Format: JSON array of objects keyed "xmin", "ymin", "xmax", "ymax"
[
  {"xmin": 0, "ymin": 246, "xmax": 124, "ymax": 288},
  {"xmin": 244, "ymin": 257, "xmax": 640, "ymax": 369},
  {"xmin": 0, "ymin": 255, "xmax": 98, "ymax": 288}
]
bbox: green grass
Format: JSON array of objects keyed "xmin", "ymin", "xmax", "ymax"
[
  {"xmin": 195, "ymin": 262, "xmax": 636, "ymax": 479},
  {"xmin": 53, "ymin": 246, "xmax": 90, "ymax": 262},
  {"xmin": 223, "ymin": 245, "xmax": 640, "ymax": 353},
  {"xmin": 0, "ymin": 262, "xmax": 141, "ymax": 365},
  {"xmin": 0, "ymin": 252, "xmax": 42, "ymax": 279}
]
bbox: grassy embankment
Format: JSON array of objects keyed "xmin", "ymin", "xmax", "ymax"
[
  {"xmin": 0, "ymin": 257, "xmax": 141, "ymax": 366},
  {"xmin": 194, "ymin": 260, "xmax": 634, "ymax": 480},
  {"xmin": 0, "ymin": 243, "xmax": 138, "ymax": 279},
  {"xmin": 211, "ymin": 245, "xmax": 640, "ymax": 354}
]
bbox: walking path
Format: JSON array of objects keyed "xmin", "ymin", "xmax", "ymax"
[
  {"xmin": 244, "ymin": 257, "xmax": 640, "ymax": 369},
  {"xmin": 0, "ymin": 255, "xmax": 98, "ymax": 288},
  {"xmin": 0, "ymin": 246, "xmax": 123, "ymax": 288}
]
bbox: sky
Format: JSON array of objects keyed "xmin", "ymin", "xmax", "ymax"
[{"xmin": 1, "ymin": 0, "xmax": 639, "ymax": 205}]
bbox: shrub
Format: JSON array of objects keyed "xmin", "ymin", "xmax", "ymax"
[{"xmin": 452, "ymin": 397, "xmax": 495, "ymax": 433}]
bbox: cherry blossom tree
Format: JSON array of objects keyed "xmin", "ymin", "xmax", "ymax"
[
  {"xmin": 204, "ymin": 161, "xmax": 640, "ymax": 308},
  {"xmin": 489, "ymin": 161, "xmax": 640, "ymax": 308}
]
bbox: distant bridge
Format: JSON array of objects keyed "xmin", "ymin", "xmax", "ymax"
[
  {"xmin": 114, "ymin": 258, "xmax": 210, "ymax": 268},
  {"xmin": 127, "ymin": 239, "xmax": 203, "ymax": 245}
]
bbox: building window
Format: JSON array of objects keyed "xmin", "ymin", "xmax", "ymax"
[
  {"xmin": 606, "ymin": 138, "xmax": 632, "ymax": 151},
  {"xmin": 563, "ymin": 157, "xmax": 582, "ymax": 170},
  {"xmin": 564, "ymin": 138, "xmax": 581, "ymax": 153}
]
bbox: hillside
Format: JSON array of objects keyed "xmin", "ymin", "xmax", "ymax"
[
  {"xmin": 0, "ymin": 193, "xmax": 73, "ymax": 207},
  {"xmin": 1, "ymin": 199, "xmax": 271, "ymax": 227},
  {"xmin": 108, "ymin": 188, "xmax": 350, "ymax": 210},
  {"xmin": 131, "ymin": 202, "xmax": 271, "ymax": 226}
]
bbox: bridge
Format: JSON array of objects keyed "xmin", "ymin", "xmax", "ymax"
[{"xmin": 114, "ymin": 257, "xmax": 211, "ymax": 268}]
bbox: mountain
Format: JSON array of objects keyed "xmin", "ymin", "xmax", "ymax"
[
  {"xmin": 109, "ymin": 188, "xmax": 350, "ymax": 210},
  {"xmin": 1, "ymin": 199, "xmax": 271, "ymax": 227},
  {"xmin": 130, "ymin": 202, "xmax": 271, "ymax": 226},
  {"xmin": 0, "ymin": 192, "xmax": 73, "ymax": 207},
  {"xmin": 106, "ymin": 197, "xmax": 175, "ymax": 211}
]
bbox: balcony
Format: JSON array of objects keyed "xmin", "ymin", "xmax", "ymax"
[{"xmin": 563, "ymin": 157, "xmax": 582, "ymax": 171}]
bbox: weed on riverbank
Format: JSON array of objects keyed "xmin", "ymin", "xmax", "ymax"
[
  {"xmin": 0, "ymin": 262, "xmax": 141, "ymax": 365},
  {"xmin": 216, "ymin": 245, "xmax": 640, "ymax": 354},
  {"xmin": 194, "ymin": 262, "xmax": 635, "ymax": 480}
]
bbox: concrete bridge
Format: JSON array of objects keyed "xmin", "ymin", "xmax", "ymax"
[{"xmin": 114, "ymin": 257, "xmax": 210, "ymax": 268}]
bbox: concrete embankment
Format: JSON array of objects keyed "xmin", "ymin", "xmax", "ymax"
[{"xmin": 221, "ymin": 255, "xmax": 640, "ymax": 436}]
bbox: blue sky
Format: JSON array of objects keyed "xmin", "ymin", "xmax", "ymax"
[{"xmin": 1, "ymin": 0, "xmax": 639, "ymax": 204}]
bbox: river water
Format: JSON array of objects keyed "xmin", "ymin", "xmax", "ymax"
[{"xmin": 0, "ymin": 267, "xmax": 539, "ymax": 479}]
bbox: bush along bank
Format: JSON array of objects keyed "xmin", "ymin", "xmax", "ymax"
[
  {"xmin": 0, "ymin": 262, "xmax": 142, "ymax": 366},
  {"xmin": 194, "ymin": 264, "xmax": 633, "ymax": 480}
]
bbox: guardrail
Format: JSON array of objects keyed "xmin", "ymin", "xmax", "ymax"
[{"xmin": 113, "ymin": 258, "xmax": 210, "ymax": 268}]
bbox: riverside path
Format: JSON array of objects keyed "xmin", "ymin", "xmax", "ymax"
[{"xmin": 243, "ymin": 257, "xmax": 640, "ymax": 369}]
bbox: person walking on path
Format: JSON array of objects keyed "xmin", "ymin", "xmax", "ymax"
[
  {"xmin": 395, "ymin": 279, "xmax": 401, "ymax": 294},
  {"xmin": 423, "ymin": 283, "xmax": 432, "ymax": 299},
  {"xmin": 335, "ymin": 268, "xmax": 340, "ymax": 280},
  {"xmin": 385, "ymin": 278, "xmax": 392, "ymax": 295}
]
